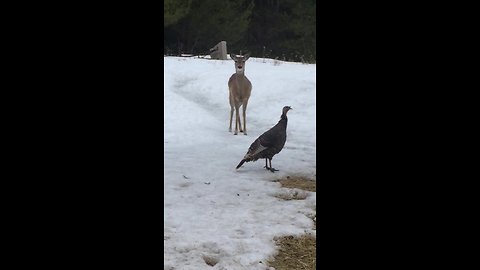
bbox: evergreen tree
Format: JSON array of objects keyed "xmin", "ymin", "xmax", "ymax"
[
  {"xmin": 165, "ymin": 0, "xmax": 254, "ymax": 55},
  {"xmin": 163, "ymin": 0, "xmax": 316, "ymax": 63},
  {"xmin": 164, "ymin": 0, "xmax": 191, "ymax": 27},
  {"xmin": 243, "ymin": 0, "xmax": 316, "ymax": 62}
]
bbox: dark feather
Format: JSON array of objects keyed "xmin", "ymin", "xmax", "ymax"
[{"xmin": 236, "ymin": 106, "xmax": 291, "ymax": 169}]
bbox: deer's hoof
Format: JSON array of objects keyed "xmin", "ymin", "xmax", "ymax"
[
  {"xmin": 234, "ymin": 132, "xmax": 238, "ymax": 135},
  {"xmin": 244, "ymin": 133, "xmax": 247, "ymax": 135}
]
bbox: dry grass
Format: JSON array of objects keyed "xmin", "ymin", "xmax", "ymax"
[
  {"xmin": 268, "ymin": 234, "xmax": 316, "ymax": 270},
  {"xmin": 273, "ymin": 175, "xmax": 316, "ymax": 200},
  {"xmin": 269, "ymin": 175, "xmax": 317, "ymax": 269},
  {"xmin": 278, "ymin": 175, "xmax": 316, "ymax": 192},
  {"xmin": 274, "ymin": 190, "xmax": 309, "ymax": 200}
]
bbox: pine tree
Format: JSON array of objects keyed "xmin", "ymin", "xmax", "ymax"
[
  {"xmin": 164, "ymin": 0, "xmax": 191, "ymax": 27},
  {"xmin": 165, "ymin": 0, "xmax": 254, "ymax": 55}
]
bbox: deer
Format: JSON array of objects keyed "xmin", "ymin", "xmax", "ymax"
[{"xmin": 228, "ymin": 53, "xmax": 252, "ymax": 135}]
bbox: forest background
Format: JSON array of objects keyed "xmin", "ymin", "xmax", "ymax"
[{"xmin": 164, "ymin": 0, "xmax": 316, "ymax": 63}]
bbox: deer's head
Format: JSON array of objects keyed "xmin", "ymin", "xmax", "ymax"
[{"xmin": 230, "ymin": 53, "xmax": 250, "ymax": 74}]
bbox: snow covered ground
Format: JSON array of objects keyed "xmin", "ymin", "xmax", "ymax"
[{"xmin": 164, "ymin": 56, "xmax": 316, "ymax": 270}]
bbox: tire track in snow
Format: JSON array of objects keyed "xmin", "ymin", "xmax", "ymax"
[
  {"xmin": 172, "ymin": 75, "xmax": 227, "ymax": 123},
  {"xmin": 171, "ymin": 75, "xmax": 265, "ymax": 131}
]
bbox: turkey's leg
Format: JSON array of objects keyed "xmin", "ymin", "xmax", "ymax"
[
  {"xmin": 264, "ymin": 158, "xmax": 270, "ymax": 170},
  {"xmin": 268, "ymin": 159, "xmax": 279, "ymax": 172}
]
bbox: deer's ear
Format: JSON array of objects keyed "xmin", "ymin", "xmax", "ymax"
[
  {"xmin": 244, "ymin": 53, "xmax": 250, "ymax": 61},
  {"xmin": 230, "ymin": 53, "xmax": 237, "ymax": 60}
]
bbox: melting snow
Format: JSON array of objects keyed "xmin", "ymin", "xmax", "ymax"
[{"xmin": 164, "ymin": 56, "xmax": 316, "ymax": 270}]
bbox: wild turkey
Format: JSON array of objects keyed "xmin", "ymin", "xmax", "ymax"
[{"xmin": 236, "ymin": 106, "xmax": 292, "ymax": 172}]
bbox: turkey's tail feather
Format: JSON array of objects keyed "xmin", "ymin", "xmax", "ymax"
[{"xmin": 236, "ymin": 159, "xmax": 246, "ymax": 169}]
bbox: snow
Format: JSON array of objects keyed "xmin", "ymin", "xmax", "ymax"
[{"xmin": 164, "ymin": 56, "xmax": 316, "ymax": 270}]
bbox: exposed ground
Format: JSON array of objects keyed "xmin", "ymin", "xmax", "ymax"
[
  {"xmin": 269, "ymin": 234, "xmax": 316, "ymax": 270},
  {"xmin": 269, "ymin": 175, "xmax": 317, "ymax": 270},
  {"xmin": 279, "ymin": 175, "xmax": 316, "ymax": 192}
]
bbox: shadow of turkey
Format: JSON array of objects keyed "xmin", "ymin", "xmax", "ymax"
[{"xmin": 236, "ymin": 106, "xmax": 292, "ymax": 172}]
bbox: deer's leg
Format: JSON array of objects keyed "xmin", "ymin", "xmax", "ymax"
[
  {"xmin": 234, "ymin": 104, "xmax": 241, "ymax": 135},
  {"xmin": 229, "ymin": 92, "xmax": 234, "ymax": 132},
  {"xmin": 242, "ymin": 101, "xmax": 248, "ymax": 135},
  {"xmin": 229, "ymin": 106, "xmax": 234, "ymax": 132},
  {"xmin": 236, "ymin": 102, "xmax": 243, "ymax": 133},
  {"xmin": 237, "ymin": 107, "xmax": 243, "ymax": 133}
]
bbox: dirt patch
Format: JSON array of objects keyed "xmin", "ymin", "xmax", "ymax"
[
  {"xmin": 269, "ymin": 175, "xmax": 317, "ymax": 269},
  {"xmin": 274, "ymin": 190, "xmax": 309, "ymax": 200},
  {"xmin": 202, "ymin": 255, "xmax": 218, "ymax": 266},
  {"xmin": 268, "ymin": 234, "xmax": 316, "ymax": 270},
  {"xmin": 273, "ymin": 175, "xmax": 316, "ymax": 200},
  {"xmin": 277, "ymin": 175, "xmax": 316, "ymax": 192}
]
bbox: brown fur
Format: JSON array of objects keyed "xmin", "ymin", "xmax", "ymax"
[{"xmin": 228, "ymin": 53, "xmax": 252, "ymax": 135}]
